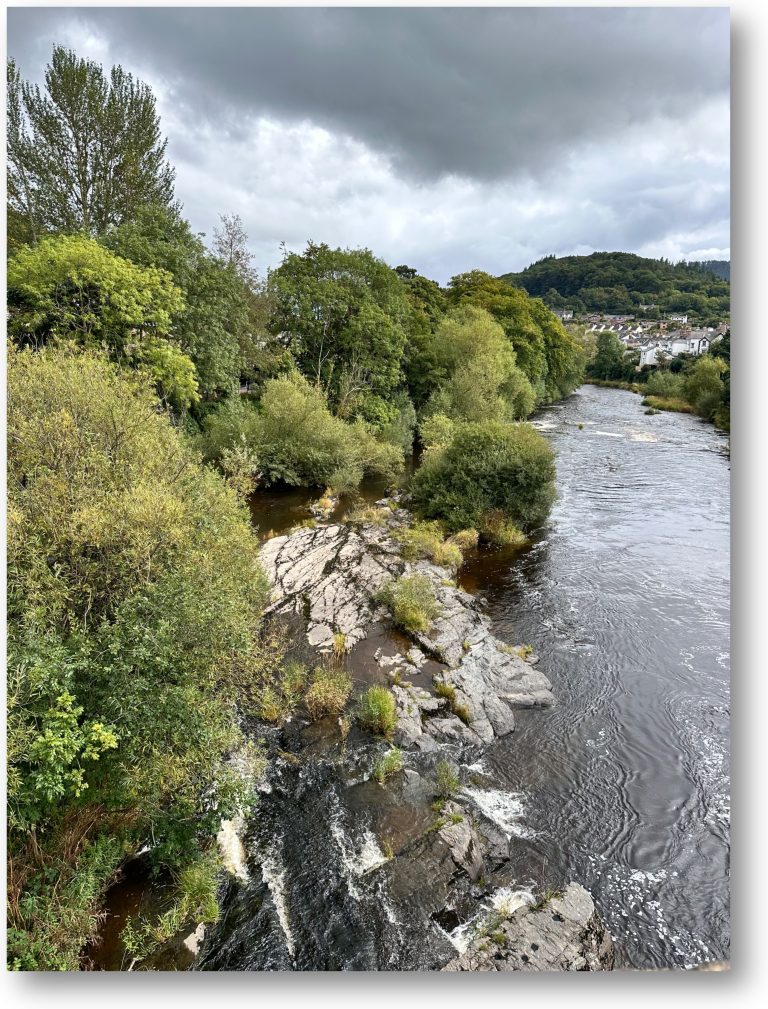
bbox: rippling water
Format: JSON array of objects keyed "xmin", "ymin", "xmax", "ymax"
[{"xmin": 461, "ymin": 385, "xmax": 730, "ymax": 968}]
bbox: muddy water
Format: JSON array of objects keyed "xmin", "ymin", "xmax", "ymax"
[{"xmin": 457, "ymin": 386, "xmax": 730, "ymax": 968}]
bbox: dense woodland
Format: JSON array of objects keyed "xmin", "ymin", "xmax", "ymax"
[
  {"xmin": 5, "ymin": 47, "xmax": 729, "ymax": 969},
  {"xmin": 501, "ymin": 251, "xmax": 730, "ymax": 320}
]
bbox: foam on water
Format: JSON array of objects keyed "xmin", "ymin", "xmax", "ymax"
[{"xmin": 461, "ymin": 787, "xmax": 532, "ymax": 838}]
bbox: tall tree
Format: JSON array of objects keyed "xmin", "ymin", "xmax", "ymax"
[
  {"xmin": 7, "ymin": 47, "xmax": 175, "ymax": 240},
  {"xmin": 212, "ymin": 213, "xmax": 258, "ymax": 288}
]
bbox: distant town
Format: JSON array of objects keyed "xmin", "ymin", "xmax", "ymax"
[{"xmin": 555, "ymin": 309, "xmax": 729, "ymax": 371}]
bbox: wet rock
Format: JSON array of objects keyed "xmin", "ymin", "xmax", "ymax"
[
  {"xmin": 443, "ymin": 883, "xmax": 614, "ymax": 971},
  {"xmin": 436, "ymin": 803, "xmax": 484, "ymax": 881}
]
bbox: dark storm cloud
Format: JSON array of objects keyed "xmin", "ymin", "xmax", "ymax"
[{"xmin": 7, "ymin": 6, "xmax": 729, "ymax": 182}]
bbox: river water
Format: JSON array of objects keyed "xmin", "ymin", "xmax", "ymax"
[
  {"xmin": 459, "ymin": 385, "xmax": 731, "ymax": 968},
  {"xmin": 195, "ymin": 384, "xmax": 729, "ymax": 972}
]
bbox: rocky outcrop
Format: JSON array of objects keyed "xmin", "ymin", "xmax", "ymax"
[
  {"xmin": 259, "ymin": 503, "xmax": 554, "ymax": 749},
  {"xmin": 443, "ymin": 883, "xmax": 615, "ymax": 972}
]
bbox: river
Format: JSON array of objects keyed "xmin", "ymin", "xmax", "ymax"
[
  {"xmin": 131, "ymin": 383, "xmax": 729, "ymax": 972},
  {"xmin": 459, "ymin": 384, "xmax": 731, "ymax": 968}
]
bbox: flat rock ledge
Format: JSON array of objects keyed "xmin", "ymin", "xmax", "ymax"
[
  {"xmin": 259, "ymin": 505, "xmax": 555, "ymax": 749},
  {"xmin": 443, "ymin": 883, "xmax": 615, "ymax": 972}
]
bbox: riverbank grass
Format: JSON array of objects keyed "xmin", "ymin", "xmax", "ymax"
[
  {"xmin": 305, "ymin": 666, "xmax": 353, "ymax": 719},
  {"xmin": 356, "ymin": 686, "xmax": 398, "ymax": 737},
  {"xmin": 374, "ymin": 573, "xmax": 441, "ymax": 634},
  {"xmin": 641, "ymin": 395, "xmax": 694, "ymax": 414}
]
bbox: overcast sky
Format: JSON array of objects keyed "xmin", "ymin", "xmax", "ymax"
[{"xmin": 7, "ymin": 6, "xmax": 730, "ymax": 284}]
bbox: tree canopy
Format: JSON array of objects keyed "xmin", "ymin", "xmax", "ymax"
[{"xmin": 7, "ymin": 47, "xmax": 175, "ymax": 244}]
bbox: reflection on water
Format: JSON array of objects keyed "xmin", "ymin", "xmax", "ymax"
[{"xmin": 466, "ymin": 386, "xmax": 730, "ymax": 968}]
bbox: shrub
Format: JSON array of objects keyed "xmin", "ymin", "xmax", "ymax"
[
  {"xmin": 645, "ymin": 370, "xmax": 685, "ymax": 399},
  {"xmin": 641, "ymin": 395, "xmax": 694, "ymax": 414},
  {"xmin": 373, "ymin": 748, "xmax": 404, "ymax": 784},
  {"xmin": 410, "ymin": 419, "xmax": 556, "ymax": 534},
  {"xmin": 356, "ymin": 686, "xmax": 398, "ymax": 737},
  {"xmin": 304, "ymin": 666, "xmax": 353, "ymax": 720},
  {"xmin": 200, "ymin": 373, "xmax": 403, "ymax": 491},
  {"xmin": 374, "ymin": 574, "xmax": 441, "ymax": 634},
  {"xmin": 435, "ymin": 760, "xmax": 461, "ymax": 799}
]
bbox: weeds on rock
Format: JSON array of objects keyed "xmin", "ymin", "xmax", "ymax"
[
  {"xmin": 374, "ymin": 574, "xmax": 441, "ymax": 634},
  {"xmin": 356, "ymin": 685, "xmax": 397, "ymax": 738},
  {"xmin": 373, "ymin": 747, "xmax": 404, "ymax": 784}
]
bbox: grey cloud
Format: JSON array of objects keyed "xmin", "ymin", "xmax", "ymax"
[{"xmin": 8, "ymin": 6, "xmax": 729, "ymax": 183}]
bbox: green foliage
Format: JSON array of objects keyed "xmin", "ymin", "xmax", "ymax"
[
  {"xmin": 103, "ymin": 203, "xmax": 273, "ymax": 398},
  {"xmin": 502, "ymin": 251, "xmax": 730, "ymax": 319},
  {"xmin": 410, "ymin": 419, "xmax": 556, "ymax": 536},
  {"xmin": 373, "ymin": 748, "xmax": 404, "ymax": 784},
  {"xmin": 7, "ymin": 346, "xmax": 271, "ymax": 967},
  {"xmin": 446, "ymin": 271, "xmax": 585, "ymax": 403},
  {"xmin": 7, "ymin": 47, "xmax": 175, "ymax": 241},
  {"xmin": 7, "ymin": 234, "xmax": 197, "ymax": 409},
  {"xmin": 641, "ymin": 395, "xmax": 694, "ymax": 414},
  {"xmin": 200, "ymin": 373, "xmax": 403, "ymax": 492},
  {"xmin": 356, "ymin": 686, "xmax": 398, "ymax": 738},
  {"xmin": 374, "ymin": 574, "xmax": 441, "ymax": 634},
  {"xmin": 269, "ymin": 242, "xmax": 410, "ymax": 421},
  {"xmin": 422, "ymin": 305, "xmax": 535, "ymax": 422},
  {"xmin": 586, "ymin": 330, "xmax": 628, "ymax": 381},
  {"xmin": 435, "ymin": 760, "xmax": 461, "ymax": 799},
  {"xmin": 683, "ymin": 355, "xmax": 728, "ymax": 421},
  {"xmin": 644, "ymin": 370, "xmax": 685, "ymax": 399},
  {"xmin": 305, "ymin": 666, "xmax": 353, "ymax": 720},
  {"xmin": 120, "ymin": 850, "xmax": 222, "ymax": 970},
  {"xmin": 396, "ymin": 520, "xmax": 464, "ymax": 570}
]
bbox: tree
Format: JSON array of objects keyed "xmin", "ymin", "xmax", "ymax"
[
  {"xmin": 7, "ymin": 234, "xmax": 197, "ymax": 409},
  {"xmin": 7, "ymin": 47, "xmax": 175, "ymax": 239},
  {"xmin": 423, "ymin": 306, "xmax": 535, "ymax": 422},
  {"xmin": 103, "ymin": 204, "xmax": 273, "ymax": 397},
  {"xmin": 268, "ymin": 242, "xmax": 410, "ymax": 424},
  {"xmin": 212, "ymin": 213, "xmax": 258, "ymax": 289},
  {"xmin": 684, "ymin": 356, "xmax": 727, "ymax": 421},
  {"xmin": 587, "ymin": 330, "xmax": 627, "ymax": 380},
  {"xmin": 446, "ymin": 270, "xmax": 585, "ymax": 402}
]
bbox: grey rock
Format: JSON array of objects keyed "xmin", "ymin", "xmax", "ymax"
[
  {"xmin": 443, "ymin": 883, "xmax": 614, "ymax": 972},
  {"xmin": 436, "ymin": 802, "xmax": 484, "ymax": 881}
]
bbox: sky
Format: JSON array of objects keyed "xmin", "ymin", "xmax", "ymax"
[{"xmin": 7, "ymin": 5, "xmax": 730, "ymax": 285}]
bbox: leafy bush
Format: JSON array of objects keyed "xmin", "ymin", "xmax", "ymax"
[
  {"xmin": 305, "ymin": 666, "xmax": 353, "ymax": 720},
  {"xmin": 200, "ymin": 373, "xmax": 403, "ymax": 492},
  {"xmin": 645, "ymin": 370, "xmax": 685, "ymax": 399},
  {"xmin": 410, "ymin": 419, "xmax": 556, "ymax": 535},
  {"xmin": 356, "ymin": 686, "xmax": 398, "ymax": 738},
  {"xmin": 374, "ymin": 574, "xmax": 441, "ymax": 634},
  {"xmin": 683, "ymin": 356, "xmax": 728, "ymax": 421},
  {"xmin": 7, "ymin": 346, "xmax": 271, "ymax": 968},
  {"xmin": 373, "ymin": 748, "xmax": 404, "ymax": 784}
]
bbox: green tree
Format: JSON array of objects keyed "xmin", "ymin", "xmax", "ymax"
[
  {"xmin": 7, "ymin": 47, "xmax": 175, "ymax": 239},
  {"xmin": 587, "ymin": 330, "xmax": 627, "ymax": 381},
  {"xmin": 424, "ymin": 305, "xmax": 535, "ymax": 422},
  {"xmin": 446, "ymin": 270, "xmax": 584, "ymax": 402},
  {"xmin": 103, "ymin": 204, "xmax": 274, "ymax": 397},
  {"xmin": 269, "ymin": 242, "xmax": 410, "ymax": 423},
  {"xmin": 7, "ymin": 234, "xmax": 197, "ymax": 409}
]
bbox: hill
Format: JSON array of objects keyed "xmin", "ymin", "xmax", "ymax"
[{"xmin": 500, "ymin": 252, "xmax": 730, "ymax": 319}]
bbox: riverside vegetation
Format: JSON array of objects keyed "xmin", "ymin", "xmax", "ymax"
[{"xmin": 6, "ymin": 46, "xmax": 623, "ymax": 971}]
